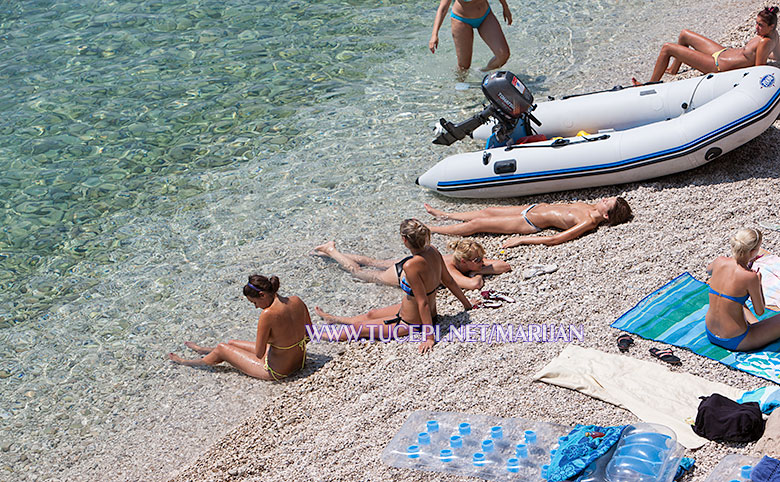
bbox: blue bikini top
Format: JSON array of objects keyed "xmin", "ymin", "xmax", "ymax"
[{"xmin": 708, "ymin": 286, "xmax": 749, "ymax": 305}]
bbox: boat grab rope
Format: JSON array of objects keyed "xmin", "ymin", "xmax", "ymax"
[{"xmin": 504, "ymin": 134, "xmax": 610, "ymax": 151}]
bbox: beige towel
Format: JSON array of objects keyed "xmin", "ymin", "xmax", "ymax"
[
  {"xmin": 754, "ymin": 410, "xmax": 780, "ymax": 457},
  {"xmin": 533, "ymin": 345, "xmax": 743, "ymax": 449}
]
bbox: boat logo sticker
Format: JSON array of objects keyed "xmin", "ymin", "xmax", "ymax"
[{"xmin": 760, "ymin": 74, "xmax": 776, "ymax": 89}]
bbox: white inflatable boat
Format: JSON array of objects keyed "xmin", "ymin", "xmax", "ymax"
[{"xmin": 417, "ymin": 66, "xmax": 780, "ymax": 198}]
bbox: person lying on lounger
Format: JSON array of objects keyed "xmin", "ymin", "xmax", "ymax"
[
  {"xmin": 312, "ymin": 238, "xmax": 511, "ymax": 291},
  {"xmin": 640, "ymin": 6, "xmax": 780, "ymax": 84},
  {"xmin": 314, "ymin": 219, "xmax": 473, "ymax": 354},
  {"xmin": 705, "ymin": 227, "xmax": 780, "ymax": 351},
  {"xmin": 424, "ymin": 197, "xmax": 632, "ymax": 248},
  {"xmin": 169, "ymin": 275, "xmax": 312, "ymax": 380}
]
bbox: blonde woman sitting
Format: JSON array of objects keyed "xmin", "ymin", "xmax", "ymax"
[
  {"xmin": 706, "ymin": 228, "xmax": 780, "ymax": 351},
  {"xmin": 313, "ymin": 238, "xmax": 510, "ymax": 291},
  {"xmin": 315, "ymin": 219, "xmax": 473, "ymax": 354}
]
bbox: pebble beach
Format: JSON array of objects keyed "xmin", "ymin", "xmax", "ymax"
[
  {"xmin": 169, "ymin": 4, "xmax": 780, "ymax": 482},
  {"xmin": 2, "ymin": 1, "xmax": 780, "ymax": 481}
]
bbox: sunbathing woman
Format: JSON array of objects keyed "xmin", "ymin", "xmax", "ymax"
[
  {"xmin": 314, "ymin": 219, "xmax": 473, "ymax": 354},
  {"xmin": 429, "ymin": 0, "xmax": 512, "ymax": 71},
  {"xmin": 424, "ymin": 197, "xmax": 632, "ymax": 248},
  {"xmin": 313, "ymin": 238, "xmax": 511, "ymax": 291},
  {"xmin": 642, "ymin": 7, "xmax": 780, "ymax": 83},
  {"xmin": 169, "ymin": 275, "xmax": 311, "ymax": 380},
  {"xmin": 706, "ymin": 228, "xmax": 780, "ymax": 351}
]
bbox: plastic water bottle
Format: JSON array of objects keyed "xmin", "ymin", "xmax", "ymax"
[
  {"xmin": 439, "ymin": 449, "xmax": 453, "ymax": 463},
  {"xmin": 741, "ymin": 465, "xmax": 753, "ymax": 480},
  {"xmin": 481, "ymin": 439, "xmax": 494, "ymax": 453},
  {"xmin": 515, "ymin": 443, "xmax": 528, "ymax": 459},
  {"xmin": 525, "ymin": 429, "xmax": 537, "ymax": 444},
  {"xmin": 507, "ymin": 457, "xmax": 520, "ymax": 473},
  {"xmin": 427, "ymin": 420, "xmax": 439, "ymax": 433},
  {"xmin": 490, "ymin": 425, "xmax": 509, "ymax": 450},
  {"xmin": 473, "ymin": 452, "xmax": 487, "ymax": 467},
  {"xmin": 407, "ymin": 444, "xmax": 420, "ymax": 459},
  {"xmin": 542, "ymin": 464, "xmax": 550, "ymax": 479},
  {"xmin": 459, "ymin": 422, "xmax": 471, "ymax": 436},
  {"xmin": 426, "ymin": 420, "xmax": 443, "ymax": 445}
]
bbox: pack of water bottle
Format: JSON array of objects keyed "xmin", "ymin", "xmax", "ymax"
[
  {"xmin": 382, "ymin": 411, "xmax": 685, "ymax": 481},
  {"xmin": 381, "ymin": 410, "xmax": 570, "ymax": 481},
  {"xmin": 703, "ymin": 454, "xmax": 760, "ymax": 482}
]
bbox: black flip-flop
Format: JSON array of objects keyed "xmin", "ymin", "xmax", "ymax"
[
  {"xmin": 617, "ymin": 334, "xmax": 634, "ymax": 353},
  {"xmin": 649, "ymin": 347, "xmax": 681, "ymax": 366}
]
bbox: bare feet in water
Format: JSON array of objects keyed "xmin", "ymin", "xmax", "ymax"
[
  {"xmin": 424, "ymin": 203, "xmax": 449, "ymax": 219},
  {"xmin": 184, "ymin": 341, "xmax": 212, "ymax": 355},
  {"xmin": 312, "ymin": 241, "xmax": 336, "ymax": 257},
  {"xmin": 168, "ymin": 352, "xmax": 204, "ymax": 366}
]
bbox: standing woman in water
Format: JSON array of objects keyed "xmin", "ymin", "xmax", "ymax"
[
  {"xmin": 169, "ymin": 275, "xmax": 311, "ymax": 380},
  {"xmin": 643, "ymin": 6, "xmax": 780, "ymax": 83},
  {"xmin": 429, "ymin": 0, "xmax": 512, "ymax": 71}
]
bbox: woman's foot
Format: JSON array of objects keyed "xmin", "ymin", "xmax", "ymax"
[
  {"xmin": 184, "ymin": 341, "xmax": 212, "ymax": 355},
  {"xmin": 168, "ymin": 353, "xmax": 205, "ymax": 366},
  {"xmin": 314, "ymin": 306, "xmax": 339, "ymax": 322},
  {"xmin": 424, "ymin": 203, "xmax": 449, "ymax": 219},
  {"xmin": 312, "ymin": 241, "xmax": 337, "ymax": 257}
]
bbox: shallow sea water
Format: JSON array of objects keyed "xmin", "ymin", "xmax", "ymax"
[{"xmin": 0, "ymin": 0, "xmax": 750, "ymax": 478}]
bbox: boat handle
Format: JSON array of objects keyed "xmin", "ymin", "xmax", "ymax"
[{"xmin": 494, "ymin": 160, "xmax": 517, "ymax": 174}]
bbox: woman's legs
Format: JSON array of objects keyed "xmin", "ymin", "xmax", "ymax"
[
  {"xmin": 451, "ymin": 17, "xmax": 475, "ymax": 70},
  {"xmin": 650, "ymin": 40, "xmax": 719, "ymax": 82},
  {"xmin": 169, "ymin": 342, "xmax": 275, "ymax": 380},
  {"xmin": 477, "ymin": 13, "xmax": 510, "ymax": 71},
  {"xmin": 667, "ymin": 30, "xmax": 724, "ymax": 74},
  {"xmin": 314, "ymin": 304, "xmax": 410, "ymax": 340},
  {"xmin": 313, "ymin": 241, "xmax": 397, "ymax": 285},
  {"xmin": 424, "ymin": 203, "xmax": 531, "ymax": 220},
  {"xmin": 184, "ymin": 339, "xmax": 254, "ymax": 355},
  {"xmin": 428, "ymin": 215, "xmax": 540, "ymax": 236},
  {"xmin": 737, "ymin": 313, "xmax": 780, "ymax": 351},
  {"xmin": 314, "ymin": 303, "xmax": 401, "ymax": 324}
]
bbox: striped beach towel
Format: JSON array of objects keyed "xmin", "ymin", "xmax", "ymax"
[
  {"xmin": 754, "ymin": 254, "xmax": 780, "ymax": 308},
  {"xmin": 612, "ymin": 272, "xmax": 780, "ymax": 384}
]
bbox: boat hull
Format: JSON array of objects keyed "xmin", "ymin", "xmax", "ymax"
[{"xmin": 418, "ymin": 66, "xmax": 780, "ymax": 198}]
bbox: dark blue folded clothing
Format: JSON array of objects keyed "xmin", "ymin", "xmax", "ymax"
[{"xmin": 753, "ymin": 455, "xmax": 780, "ymax": 482}]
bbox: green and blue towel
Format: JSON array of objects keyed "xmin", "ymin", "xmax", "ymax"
[{"xmin": 612, "ymin": 272, "xmax": 780, "ymax": 384}]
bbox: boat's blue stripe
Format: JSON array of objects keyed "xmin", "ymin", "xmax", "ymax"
[{"xmin": 437, "ymin": 82, "xmax": 780, "ymax": 188}]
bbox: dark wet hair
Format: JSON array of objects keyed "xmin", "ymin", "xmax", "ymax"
[
  {"xmin": 607, "ymin": 197, "xmax": 632, "ymax": 226},
  {"xmin": 400, "ymin": 218, "xmax": 430, "ymax": 250},
  {"xmin": 243, "ymin": 275, "xmax": 279, "ymax": 298},
  {"xmin": 759, "ymin": 6, "xmax": 779, "ymax": 26}
]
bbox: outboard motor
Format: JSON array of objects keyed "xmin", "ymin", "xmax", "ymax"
[{"xmin": 433, "ymin": 71, "xmax": 541, "ymax": 147}]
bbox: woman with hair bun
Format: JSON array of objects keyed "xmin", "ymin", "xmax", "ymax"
[
  {"xmin": 705, "ymin": 228, "xmax": 780, "ymax": 351},
  {"xmin": 641, "ymin": 6, "xmax": 780, "ymax": 83},
  {"xmin": 312, "ymin": 238, "xmax": 510, "ymax": 291},
  {"xmin": 169, "ymin": 275, "xmax": 311, "ymax": 380},
  {"xmin": 314, "ymin": 219, "xmax": 473, "ymax": 354}
]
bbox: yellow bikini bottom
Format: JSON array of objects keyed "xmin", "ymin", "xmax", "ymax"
[
  {"xmin": 264, "ymin": 336, "xmax": 308, "ymax": 381},
  {"xmin": 712, "ymin": 48, "xmax": 727, "ymax": 72}
]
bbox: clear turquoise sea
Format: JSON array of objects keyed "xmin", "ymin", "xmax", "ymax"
[{"xmin": 0, "ymin": 0, "xmax": 743, "ymax": 478}]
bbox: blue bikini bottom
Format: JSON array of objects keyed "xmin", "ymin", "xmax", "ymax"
[
  {"xmin": 706, "ymin": 323, "xmax": 749, "ymax": 351},
  {"xmin": 451, "ymin": 6, "xmax": 491, "ymax": 29}
]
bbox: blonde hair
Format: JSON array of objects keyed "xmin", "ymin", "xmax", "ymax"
[
  {"xmin": 400, "ymin": 218, "xmax": 430, "ymax": 250},
  {"xmin": 730, "ymin": 228, "xmax": 762, "ymax": 259},
  {"xmin": 448, "ymin": 239, "xmax": 486, "ymax": 263}
]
